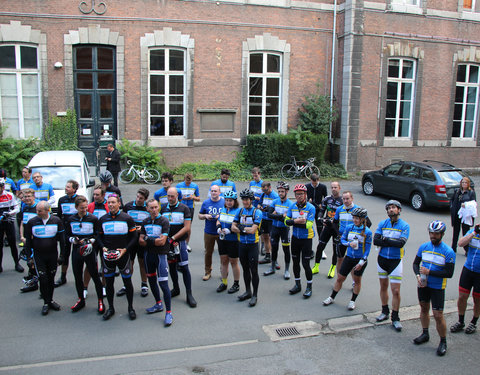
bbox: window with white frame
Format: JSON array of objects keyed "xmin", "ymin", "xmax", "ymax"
[
  {"xmin": 148, "ymin": 48, "xmax": 186, "ymax": 137},
  {"xmin": 385, "ymin": 58, "xmax": 416, "ymax": 138},
  {"xmin": 391, "ymin": 0, "xmax": 419, "ymax": 5},
  {"xmin": 463, "ymin": 0, "xmax": 476, "ymax": 11},
  {"xmin": 452, "ymin": 64, "xmax": 479, "ymax": 138},
  {"xmin": 248, "ymin": 52, "xmax": 282, "ymax": 134},
  {"xmin": 0, "ymin": 44, "xmax": 41, "ymax": 138}
]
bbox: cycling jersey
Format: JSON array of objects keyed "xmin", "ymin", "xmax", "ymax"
[
  {"xmin": 334, "ymin": 204, "xmax": 359, "ymax": 235},
  {"xmin": 233, "ymin": 207, "xmax": 262, "ymax": 244},
  {"xmin": 57, "ymin": 194, "xmax": 78, "ymax": 223},
  {"xmin": 218, "ymin": 207, "xmax": 241, "ymax": 241},
  {"xmin": 4, "ymin": 177, "xmax": 17, "ymax": 193},
  {"xmin": 154, "ymin": 187, "xmax": 183, "ymax": 206},
  {"xmin": 319, "ymin": 195, "xmax": 343, "ymax": 220},
  {"xmin": 65, "ymin": 212, "xmax": 98, "ymax": 241},
  {"xmin": 341, "ymin": 224, "xmax": 373, "ymax": 260},
  {"xmin": 199, "ymin": 197, "xmax": 225, "ymax": 235},
  {"xmin": 259, "ymin": 191, "xmax": 279, "ymax": 220},
  {"xmin": 249, "ymin": 180, "xmax": 263, "ymax": 206},
  {"xmin": 160, "ymin": 201, "xmax": 191, "ymax": 241},
  {"xmin": 375, "ymin": 218, "xmax": 410, "ymax": 259},
  {"xmin": 211, "ymin": 179, "xmax": 236, "ymax": 196},
  {"xmin": 463, "ymin": 228, "xmax": 480, "ymax": 273},
  {"xmin": 306, "ymin": 182, "xmax": 327, "ymax": 208},
  {"xmin": 24, "ymin": 214, "xmax": 65, "ymax": 254},
  {"xmin": 0, "ymin": 191, "xmax": 19, "ymax": 221},
  {"xmin": 416, "ymin": 241, "xmax": 455, "ymax": 290},
  {"xmin": 30, "ymin": 183, "xmax": 55, "ymax": 203},
  {"xmin": 97, "ymin": 211, "xmax": 137, "ymax": 251},
  {"xmin": 285, "ymin": 201, "xmax": 316, "ymax": 240},
  {"xmin": 21, "ymin": 201, "xmax": 38, "ymax": 224},
  {"xmin": 87, "ymin": 200, "xmax": 109, "ymax": 219},
  {"xmin": 176, "ymin": 181, "xmax": 199, "ymax": 209},
  {"xmin": 123, "ymin": 201, "xmax": 149, "ymax": 224},
  {"xmin": 17, "ymin": 177, "xmax": 33, "ymax": 191},
  {"xmin": 271, "ymin": 197, "xmax": 293, "ymax": 228},
  {"xmin": 104, "ymin": 185, "xmax": 122, "ymax": 201},
  {"xmin": 140, "ymin": 214, "xmax": 170, "ymax": 255}
]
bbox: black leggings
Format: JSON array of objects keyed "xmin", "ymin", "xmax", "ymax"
[
  {"xmin": 291, "ymin": 237, "xmax": 313, "ymax": 281},
  {"xmin": 104, "ymin": 255, "xmax": 134, "ymax": 310},
  {"xmin": 34, "ymin": 250, "xmax": 57, "ymax": 304},
  {"xmin": 270, "ymin": 226, "xmax": 290, "ymax": 265},
  {"xmin": 72, "ymin": 246, "xmax": 103, "ymax": 300},
  {"xmin": 315, "ymin": 225, "xmax": 338, "ymax": 265},
  {"xmin": 0, "ymin": 220, "xmax": 19, "ymax": 266},
  {"xmin": 451, "ymin": 219, "xmax": 471, "ymax": 252},
  {"xmin": 239, "ymin": 243, "xmax": 259, "ymax": 297}
]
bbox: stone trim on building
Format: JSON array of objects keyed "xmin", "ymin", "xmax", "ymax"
[{"xmin": 64, "ymin": 25, "xmax": 125, "ymax": 139}]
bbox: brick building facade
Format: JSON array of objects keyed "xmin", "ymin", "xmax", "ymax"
[{"xmin": 0, "ymin": 1, "xmax": 479, "ymax": 172}]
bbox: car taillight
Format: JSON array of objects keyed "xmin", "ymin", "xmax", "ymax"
[{"xmin": 435, "ymin": 185, "xmax": 446, "ymax": 194}]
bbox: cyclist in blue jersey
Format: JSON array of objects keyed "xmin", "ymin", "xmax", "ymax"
[
  {"xmin": 211, "ymin": 168, "xmax": 236, "ymax": 197},
  {"xmin": 154, "ymin": 172, "xmax": 182, "ymax": 206},
  {"xmin": 258, "ymin": 182, "xmax": 279, "ymax": 266},
  {"xmin": 198, "ymin": 185, "xmax": 225, "ymax": 281},
  {"xmin": 216, "ymin": 190, "xmax": 241, "ymax": 293},
  {"xmin": 232, "ymin": 189, "xmax": 262, "ymax": 307},
  {"xmin": 374, "ymin": 200, "xmax": 410, "ymax": 331},
  {"xmin": 284, "ymin": 184, "xmax": 316, "ymax": 298},
  {"xmin": 176, "ymin": 173, "xmax": 200, "ymax": 252},
  {"xmin": 264, "ymin": 181, "xmax": 292, "ymax": 279},
  {"xmin": 323, "ymin": 207, "xmax": 372, "ymax": 310},
  {"xmin": 249, "ymin": 167, "xmax": 263, "ymax": 208},
  {"xmin": 0, "ymin": 169, "xmax": 17, "ymax": 194},
  {"xmin": 412, "ymin": 221, "xmax": 455, "ymax": 356},
  {"xmin": 16, "ymin": 166, "xmax": 33, "ymax": 192},
  {"xmin": 450, "ymin": 224, "xmax": 480, "ymax": 335},
  {"xmin": 19, "ymin": 188, "xmax": 39, "ymax": 292},
  {"xmin": 30, "ymin": 172, "xmax": 55, "ymax": 205}
]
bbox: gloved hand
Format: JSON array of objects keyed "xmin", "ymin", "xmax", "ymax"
[
  {"xmin": 475, "ymin": 224, "xmax": 480, "ymax": 234},
  {"xmin": 146, "ymin": 237, "xmax": 156, "ymax": 247},
  {"xmin": 79, "ymin": 243, "xmax": 93, "ymax": 256},
  {"xmin": 223, "ymin": 228, "xmax": 231, "ymax": 235},
  {"xmin": 237, "ymin": 224, "xmax": 246, "ymax": 234}
]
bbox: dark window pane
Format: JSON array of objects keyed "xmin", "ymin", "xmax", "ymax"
[
  {"xmin": 388, "ymin": 59, "xmax": 400, "ymax": 78},
  {"xmin": 457, "ymin": 65, "xmax": 467, "ymax": 83},
  {"xmin": 421, "ymin": 169, "xmax": 436, "ymax": 182},
  {"xmin": 0, "ymin": 46, "xmax": 16, "ymax": 68},
  {"xmin": 399, "ymin": 119, "xmax": 410, "ymax": 137},
  {"xmin": 402, "ymin": 60, "xmax": 414, "ymax": 79},
  {"xmin": 250, "ymin": 54, "xmax": 263, "ymax": 73},
  {"xmin": 384, "ymin": 163, "xmax": 401, "ymax": 175},
  {"xmin": 20, "ymin": 46, "xmax": 37, "ymax": 69},
  {"xmin": 466, "ymin": 104, "xmax": 475, "ymax": 121},
  {"xmin": 401, "ymin": 82, "xmax": 412, "ymax": 100},
  {"xmin": 452, "ymin": 120, "xmax": 461, "ymax": 137},
  {"xmin": 150, "ymin": 75, "xmax": 165, "ymax": 95},
  {"xmin": 99, "ymin": 95, "xmax": 112, "ymax": 118},
  {"xmin": 169, "ymin": 75, "xmax": 184, "ymax": 94},
  {"xmin": 386, "ymin": 100, "xmax": 397, "ymax": 118},
  {"xmin": 399, "ymin": 101, "xmax": 411, "ymax": 119},
  {"xmin": 76, "ymin": 47, "xmax": 92, "ymax": 69},
  {"xmin": 169, "ymin": 102, "xmax": 183, "ymax": 116},
  {"xmin": 249, "ymin": 117, "xmax": 261, "ymax": 134},
  {"xmin": 453, "ymin": 103, "xmax": 463, "ymax": 121},
  {"xmin": 98, "ymin": 73, "xmax": 114, "ymax": 89},
  {"xmin": 387, "ymin": 82, "xmax": 397, "ymax": 100},
  {"xmin": 464, "ymin": 121, "xmax": 474, "ymax": 137},
  {"xmin": 266, "ymin": 97, "xmax": 279, "ymax": 115},
  {"xmin": 76, "ymin": 73, "xmax": 93, "ymax": 89},
  {"xmin": 249, "ymin": 97, "xmax": 262, "ymax": 115},
  {"xmin": 266, "ymin": 78, "xmax": 279, "ymax": 96},
  {"xmin": 169, "ymin": 50, "xmax": 184, "ymax": 71},
  {"xmin": 97, "ymin": 48, "xmax": 114, "ymax": 70},
  {"xmin": 150, "ymin": 50, "xmax": 165, "ymax": 71},
  {"xmin": 150, "ymin": 117, "xmax": 165, "ymax": 136},
  {"xmin": 79, "ymin": 123, "xmax": 92, "ymax": 138},
  {"xmin": 150, "ymin": 96, "xmax": 165, "ymax": 115},
  {"xmin": 249, "ymin": 77, "xmax": 262, "ymax": 96},
  {"xmin": 385, "ymin": 119, "xmax": 395, "ymax": 136},
  {"xmin": 79, "ymin": 95, "xmax": 92, "ymax": 118},
  {"xmin": 455, "ymin": 86, "xmax": 464, "ymax": 103},
  {"xmin": 267, "ymin": 54, "xmax": 280, "ymax": 73},
  {"xmin": 265, "ymin": 117, "xmax": 278, "ymax": 133},
  {"xmin": 467, "ymin": 87, "xmax": 477, "ymax": 104},
  {"xmin": 169, "ymin": 117, "xmax": 183, "ymax": 136},
  {"xmin": 469, "ymin": 65, "xmax": 479, "ymax": 83}
]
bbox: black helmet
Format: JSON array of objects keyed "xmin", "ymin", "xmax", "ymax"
[
  {"xmin": 277, "ymin": 181, "xmax": 290, "ymax": 190},
  {"xmin": 385, "ymin": 200, "xmax": 402, "ymax": 210},
  {"xmin": 239, "ymin": 188, "xmax": 255, "ymax": 199},
  {"xmin": 351, "ymin": 207, "xmax": 368, "ymax": 218},
  {"xmin": 99, "ymin": 171, "xmax": 113, "ymax": 183}
]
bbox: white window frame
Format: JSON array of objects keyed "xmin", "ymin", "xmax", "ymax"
[
  {"xmin": 385, "ymin": 58, "xmax": 416, "ymax": 138},
  {"xmin": 148, "ymin": 47, "xmax": 187, "ymax": 138},
  {"xmin": 392, "ymin": 0, "xmax": 419, "ymax": 4},
  {"xmin": 452, "ymin": 64, "xmax": 479, "ymax": 139},
  {"xmin": 0, "ymin": 44, "xmax": 42, "ymax": 139},
  {"xmin": 463, "ymin": 0, "xmax": 476, "ymax": 11},
  {"xmin": 247, "ymin": 52, "xmax": 282, "ymax": 135}
]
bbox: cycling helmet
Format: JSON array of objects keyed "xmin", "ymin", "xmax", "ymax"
[
  {"xmin": 223, "ymin": 190, "xmax": 237, "ymax": 200},
  {"xmin": 99, "ymin": 170, "xmax": 113, "ymax": 183},
  {"xmin": 277, "ymin": 181, "xmax": 290, "ymax": 190},
  {"xmin": 293, "ymin": 184, "xmax": 307, "ymax": 192},
  {"xmin": 428, "ymin": 220, "xmax": 446, "ymax": 233},
  {"xmin": 239, "ymin": 188, "xmax": 255, "ymax": 199},
  {"xmin": 351, "ymin": 207, "xmax": 368, "ymax": 218},
  {"xmin": 385, "ymin": 200, "xmax": 402, "ymax": 210},
  {"xmin": 0, "ymin": 169, "xmax": 6, "ymax": 178}
]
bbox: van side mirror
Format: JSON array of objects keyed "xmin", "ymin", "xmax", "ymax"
[{"xmin": 87, "ymin": 179, "xmax": 95, "ymax": 187}]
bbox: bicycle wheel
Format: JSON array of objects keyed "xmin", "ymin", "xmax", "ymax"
[
  {"xmin": 119, "ymin": 168, "xmax": 135, "ymax": 184},
  {"xmin": 281, "ymin": 164, "xmax": 297, "ymax": 179},
  {"xmin": 305, "ymin": 165, "xmax": 320, "ymax": 179},
  {"xmin": 143, "ymin": 168, "xmax": 160, "ymax": 184}
]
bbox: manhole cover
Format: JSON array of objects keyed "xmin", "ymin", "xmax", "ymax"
[{"xmin": 263, "ymin": 321, "xmax": 322, "ymax": 341}]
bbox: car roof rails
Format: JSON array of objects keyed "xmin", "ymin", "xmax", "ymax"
[{"xmin": 422, "ymin": 160, "xmax": 456, "ymax": 168}]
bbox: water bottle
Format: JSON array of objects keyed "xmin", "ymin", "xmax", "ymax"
[
  {"xmin": 173, "ymin": 242, "xmax": 180, "ymax": 255},
  {"xmin": 420, "ymin": 273, "xmax": 427, "ymax": 287}
]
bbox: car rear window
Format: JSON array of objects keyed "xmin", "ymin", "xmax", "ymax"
[
  {"xmin": 31, "ymin": 166, "xmax": 83, "ymax": 190},
  {"xmin": 437, "ymin": 170, "xmax": 467, "ymax": 185}
]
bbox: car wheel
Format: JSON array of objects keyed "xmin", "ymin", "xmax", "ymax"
[
  {"xmin": 410, "ymin": 192, "xmax": 425, "ymax": 211},
  {"xmin": 362, "ymin": 179, "xmax": 375, "ymax": 196}
]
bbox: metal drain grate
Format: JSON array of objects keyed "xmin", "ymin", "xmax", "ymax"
[{"xmin": 275, "ymin": 326, "xmax": 301, "ymax": 338}]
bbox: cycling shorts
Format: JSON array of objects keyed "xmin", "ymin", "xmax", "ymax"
[
  {"xmin": 377, "ymin": 256, "xmax": 403, "ymax": 283},
  {"xmin": 339, "ymin": 256, "xmax": 367, "ymax": 277},
  {"xmin": 417, "ymin": 287, "xmax": 445, "ymax": 311},
  {"xmin": 218, "ymin": 239, "xmax": 239, "ymax": 258},
  {"xmin": 102, "ymin": 253, "xmax": 132, "ymax": 278},
  {"xmin": 459, "ymin": 266, "xmax": 480, "ymax": 298}
]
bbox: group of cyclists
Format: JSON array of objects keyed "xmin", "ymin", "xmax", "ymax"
[{"xmin": 0, "ymin": 165, "xmax": 478, "ymax": 357}]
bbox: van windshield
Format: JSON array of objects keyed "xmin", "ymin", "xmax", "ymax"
[{"xmin": 31, "ymin": 167, "xmax": 83, "ymax": 190}]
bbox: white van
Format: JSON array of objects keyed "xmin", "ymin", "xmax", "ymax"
[{"xmin": 28, "ymin": 151, "xmax": 95, "ymax": 210}]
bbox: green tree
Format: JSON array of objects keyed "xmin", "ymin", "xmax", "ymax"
[
  {"xmin": 43, "ymin": 110, "xmax": 79, "ymax": 150},
  {"xmin": 297, "ymin": 86, "xmax": 337, "ymax": 135}
]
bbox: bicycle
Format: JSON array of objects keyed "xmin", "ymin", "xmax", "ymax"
[
  {"xmin": 281, "ymin": 156, "xmax": 320, "ymax": 180},
  {"xmin": 118, "ymin": 160, "xmax": 160, "ymax": 184}
]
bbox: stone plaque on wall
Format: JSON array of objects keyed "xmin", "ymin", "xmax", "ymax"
[{"xmin": 198, "ymin": 109, "xmax": 236, "ymax": 132}]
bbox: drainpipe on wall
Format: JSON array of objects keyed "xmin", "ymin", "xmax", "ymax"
[{"xmin": 329, "ymin": 0, "xmax": 337, "ymax": 162}]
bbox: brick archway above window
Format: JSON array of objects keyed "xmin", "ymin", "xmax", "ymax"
[
  {"xmin": 454, "ymin": 46, "xmax": 480, "ymax": 63},
  {"xmin": 384, "ymin": 42, "xmax": 424, "ymax": 59}
]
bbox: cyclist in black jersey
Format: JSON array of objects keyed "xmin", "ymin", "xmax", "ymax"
[
  {"xmin": 66, "ymin": 196, "xmax": 105, "ymax": 314},
  {"xmin": 97, "ymin": 194, "xmax": 138, "ymax": 320},
  {"xmin": 99, "ymin": 171, "xmax": 123, "ymax": 206},
  {"xmin": 24, "ymin": 201, "xmax": 66, "ymax": 315}
]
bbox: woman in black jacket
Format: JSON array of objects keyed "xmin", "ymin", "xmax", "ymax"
[{"xmin": 450, "ymin": 177, "xmax": 476, "ymax": 254}]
